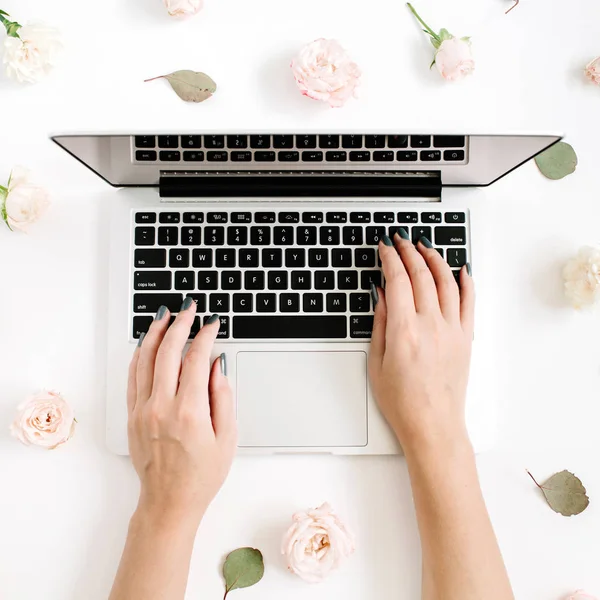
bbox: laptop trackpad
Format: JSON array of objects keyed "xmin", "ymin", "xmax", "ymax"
[{"xmin": 236, "ymin": 351, "xmax": 368, "ymax": 448}]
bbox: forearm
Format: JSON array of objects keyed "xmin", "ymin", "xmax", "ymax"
[{"xmin": 404, "ymin": 437, "xmax": 514, "ymax": 600}]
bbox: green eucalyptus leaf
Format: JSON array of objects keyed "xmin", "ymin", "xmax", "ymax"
[
  {"xmin": 145, "ymin": 70, "xmax": 217, "ymax": 103},
  {"xmin": 528, "ymin": 470, "xmax": 589, "ymax": 517},
  {"xmin": 222, "ymin": 547, "xmax": 264, "ymax": 598},
  {"xmin": 439, "ymin": 28, "xmax": 453, "ymax": 42},
  {"xmin": 534, "ymin": 142, "xmax": 578, "ymax": 180}
]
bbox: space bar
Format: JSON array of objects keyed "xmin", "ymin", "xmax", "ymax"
[{"xmin": 233, "ymin": 316, "xmax": 347, "ymax": 339}]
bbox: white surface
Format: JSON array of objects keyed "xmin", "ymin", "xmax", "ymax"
[{"xmin": 1, "ymin": 0, "xmax": 600, "ymax": 598}]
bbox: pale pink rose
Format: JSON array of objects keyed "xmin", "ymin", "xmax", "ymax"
[
  {"xmin": 565, "ymin": 592, "xmax": 598, "ymax": 600},
  {"xmin": 1, "ymin": 166, "xmax": 50, "ymax": 232},
  {"xmin": 563, "ymin": 246, "xmax": 600, "ymax": 309},
  {"xmin": 163, "ymin": 0, "xmax": 203, "ymax": 18},
  {"xmin": 291, "ymin": 39, "xmax": 361, "ymax": 108},
  {"xmin": 585, "ymin": 57, "xmax": 600, "ymax": 85},
  {"xmin": 282, "ymin": 502, "xmax": 355, "ymax": 583},
  {"xmin": 435, "ymin": 37, "xmax": 475, "ymax": 81},
  {"xmin": 10, "ymin": 390, "xmax": 76, "ymax": 449}
]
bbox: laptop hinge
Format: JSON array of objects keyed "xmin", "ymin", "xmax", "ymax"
[{"xmin": 159, "ymin": 170, "xmax": 441, "ymax": 200}]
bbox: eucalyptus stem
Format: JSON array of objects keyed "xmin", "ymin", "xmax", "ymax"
[{"xmin": 406, "ymin": 3, "xmax": 440, "ymax": 41}]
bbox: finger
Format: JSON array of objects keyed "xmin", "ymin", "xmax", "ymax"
[
  {"xmin": 127, "ymin": 344, "xmax": 140, "ymax": 416},
  {"xmin": 394, "ymin": 232, "xmax": 439, "ymax": 315},
  {"xmin": 416, "ymin": 241, "xmax": 460, "ymax": 322},
  {"xmin": 459, "ymin": 263, "xmax": 475, "ymax": 336},
  {"xmin": 378, "ymin": 234, "xmax": 415, "ymax": 319},
  {"xmin": 368, "ymin": 286, "xmax": 387, "ymax": 372},
  {"xmin": 209, "ymin": 353, "xmax": 237, "ymax": 441},
  {"xmin": 152, "ymin": 296, "xmax": 197, "ymax": 398},
  {"xmin": 137, "ymin": 306, "xmax": 171, "ymax": 403}
]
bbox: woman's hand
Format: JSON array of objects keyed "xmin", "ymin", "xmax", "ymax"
[
  {"xmin": 368, "ymin": 232, "xmax": 474, "ymax": 457},
  {"xmin": 127, "ymin": 299, "xmax": 237, "ymax": 527}
]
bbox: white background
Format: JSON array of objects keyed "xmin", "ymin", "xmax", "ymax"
[{"xmin": 1, "ymin": 0, "xmax": 599, "ymax": 599}]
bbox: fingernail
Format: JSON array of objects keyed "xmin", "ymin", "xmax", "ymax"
[
  {"xmin": 155, "ymin": 305, "xmax": 167, "ymax": 321},
  {"xmin": 180, "ymin": 296, "xmax": 194, "ymax": 311},
  {"xmin": 381, "ymin": 234, "xmax": 393, "ymax": 247},
  {"xmin": 370, "ymin": 282, "xmax": 379, "ymax": 308},
  {"xmin": 207, "ymin": 313, "xmax": 219, "ymax": 325},
  {"xmin": 137, "ymin": 332, "xmax": 146, "ymax": 347},
  {"xmin": 398, "ymin": 227, "xmax": 410, "ymax": 240},
  {"xmin": 220, "ymin": 353, "xmax": 227, "ymax": 377},
  {"xmin": 419, "ymin": 236, "xmax": 433, "ymax": 249},
  {"xmin": 466, "ymin": 262, "xmax": 472, "ymax": 276}
]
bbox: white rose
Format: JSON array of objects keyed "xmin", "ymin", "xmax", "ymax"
[
  {"xmin": 3, "ymin": 23, "xmax": 62, "ymax": 84},
  {"xmin": 565, "ymin": 592, "xmax": 598, "ymax": 600},
  {"xmin": 563, "ymin": 246, "xmax": 600, "ymax": 309},
  {"xmin": 435, "ymin": 37, "xmax": 475, "ymax": 81},
  {"xmin": 163, "ymin": 0, "xmax": 204, "ymax": 18},
  {"xmin": 0, "ymin": 166, "xmax": 50, "ymax": 232}
]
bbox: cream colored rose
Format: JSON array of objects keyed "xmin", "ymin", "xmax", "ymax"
[
  {"xmin": 1, "ymin": 166, "xmax": 50, "ymax": 232},
  {"xmin": 566, "ymin": 592, "xmax": 598, "ymax": 600},
  {"xmin": 585, "ymin": 57, "xmax": 600, "ymax": 85},
  {"xmin": 291, "ymin": 39, "xmax": 361, "ymax": 108},
  {"xmin": 282, "ymin": 502, "xmax": 355, "ymax": 583},
  {"xmin": 3, "ymin": 24, "xmax": 62, "ymax": 83},
  {"xmin": 563, "ymin": 246, "xmax": 600, "ymax": 309},
  {"xmin": 10, "ymin": 390, "xmax": 76, "ymax": 449},
  {"xmin": 435, "ymin": 37, "xmax": 475, "ymax": 81},
  {"xmin": 163, "ymin": 0, "xmax": 203, "ymax": 18}
]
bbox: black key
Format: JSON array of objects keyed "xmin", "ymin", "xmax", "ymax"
[
  {"xmin": 210, "ymin": 293, "xmax": 230, "ymax": 312},
  {"xmin": 278, "ymin": 151, "xmax": 300, "ymax": 162},
  {"xmin": 374, "ymin": 212, "xmax": 394, "ymax": 223},
  {"xmin": 411, "ymin": 226, "xmax": 432, "ymax": 244},
  {"xmin": 181, "ymin": 135, "xmax": 202, "ymax": 148},
  {"xmin": 136, "ymin": 150, "xmax": 157, "ymax": 161},
  {"xmin": 255, "ymin": 212, "xmax": 276, "ymax": 223},
  {"xmin": 135, "ymin": 226, "xmax": 155, "ymax": 246},
  {"xmin": 175, "ymin": 270, "xmax": 195, "ymax": 290},
  {"xmin": 436, "ymin": 248, "xmax": 444, "ymax": 258},
  {"xmin": 158, "ymin": 135, "xmax": 178, "ymax": 148},
  {"xmin": 239, "ymin": 248, "xmax": 259, "ymax": 267},
  {"xmin": 343, "ymin": 226, "xmax": 363, "ymax": 245},
  {"xmin": 221, "ymin": 270, "xmax": 241, "ymax": 289},
  {"xmin": 338, "ymin": 271, "xmax": 358, "ymax": 290},
  {"xmin": 231, "ymin": 151, "xmax": 252, "ymax": 162},
  {"xmin": 326, "ymin": 151, "xmax": 347, "ymax": 162},
  {"xmin": 250, "ymin": 135, "xmax": 271, "ymax": 149},
  {"xmin": 274, "ymin": 226, "xmax": 294, "ymax": 245},
  {"xmin": 216, "ymin": 249, "xmax": 236, "ymax": 267},
  {"xmin": 250, "ymin": 226, "xmax": 271, "ymax": 245},
  {"xmin": 208, "ymin": 212, "xmax": 228, "ymax": 223},
  {"xmin": 326, "ymin": 212, "xmax": 347, "ymax": 223},
  {"xmin": 134, "ymin": 271, "xmax": 172, "ymax": 291},
  {"xmin": 291, "ymin": 271, "xmax": 311, "ymax": 290},
  {"xmin": 205, "ymin": 226, "xmax": 225, "ymax": 245},
  {"xmin": 135, "ymin": 248, "xmax": 166, "ymax": 268},
  {"xmin": 319, "ymin": 135, "xmax": 339, "ymax": 149},
  {"xmin": 308, "ymin": 249, "xmax": 328, "ymax": 267},
  {"xmin": 183, "ymin": 151, "xmax": 204, "ymax": 162},
  {"xmin": 303, "ymin": 293, "xmax": 323, "ymax": 312},
  {"xmin": 398, "ymin": 212, "xmax": 418, "ymax": 223},
  {"xmin": 233, "ymin": 293, "xmax": 253, "ymax": 313},
  {"xmin": 183, "ymin": 212, "xmax": 204, "ymax": 223},
  {"xmin": 411, "ymin": 135, "xmax": 431, "ymax": 148},
  {"xmin": 315, "ymin": 271, "xmax": 335, "ymax": 290},
  {"xmin": 326, "ymin": 293, "xmax": 347, "ymax": 312},
  {"xmin": 296, "ymin": 135, "xmax": 316, "ymax": 149},
  {"xmin": 207, "ymin": 151, "xmax": 228, "ymax": 161},
  {"xmin": 355, "ymin": 248, "xmax": 375, "ymax": 267},
  {"xmin": 187, "ymin": 294, "xmax": 207, "ymax": 313},
  {"xmin": 350, "ymin": 212, "xmax": 371, "ymax": 223},
  {"xmin": 133, "ymin": 293, "xmax": 182, "ymax": 313},
  {"xmin": 360, "ymin": 270, "xmax": 382, "ymax": 290},
  {"xmin": 256, "ymin": 294, "xmax": 277, "ymax": 313},
  {"xmin": 434, "ymin": 135, "xmax": 465, "ymax": 148},
  {"xmin": 374, "ymin": 151, "xmax": 394, "ymax": 161},
  {"xmin": 159, "ymin": 212, "xmax": 180, "ymax": 224},
  {"xmin": 445, "ymin": 212, "xmax": 466, "ymax": 224},
  {"xmin": 169, "ymin": 248, "xmax": 190, "ymax": 267},
  {"xmin": 158, "ymin": 226, "xmax": 178, "ymax": 246},
  {"xmin": 342, "ymin": 135, "xmax": 363, "ymax": 148},
  {"xmin": 204, "ymin": 315, "xmax": 230, "ymax": 339},
  {"xmin": 204, "ymin": 135, "xmax": 225, "ymax": 149},
  {"xmin": 268, "ymin": 271, "xmax": 288, "ymax": 290},
  {"xmin": 302, "ymin": 151, "xmax": 323, "ymax": 162},
  {"xmin": 389, "ymin": 226, "xmax": 408, "ymax": 239},
  {"xmin": 262, "ymin": 249, "xmax": 282, "ymax": 267},
  {"xmin": 159, "ymin": 151, "xmax": 180, "ymax": 161},
  {"xmin": 233, "ymin": 316, "xmax": 346, "ymax": 339},
  {"xmin": 422, "ymin": 212, "xmax": 442, "ymax": 223},
  {"xmin": 135, "ymin": 212, "xmax": 156, "ymax": 224},
  {"xmin": 197, "ymin": 271, "xmax": 218, "ymax": 290},
  {"xmin": 181, "ymin": 227, "xmax": 201, "ymax": 245},
  {"xmin": 133, "ymin": 316, "xmax": 153, "ymax": 339},
  {"xmin": 232, "ymin": 212, "xmax": 252, "ymax": 223},
  {"xmin": 244, "ymin": 271, "xmax": 265, "ymax": 290},
  {"xmin": 388, "ymin": 135, "xmax": 409, "ymax": 148},
  {"xmin": 188, "ymin": 317, "xmax": 202, "ymax": 339},
  {"xmin": 280, "ymin": 293, "xmax": 300, "ymax": 312},
  {"xmin": 421, "ymin": 150, "xmax": 441, "ymax": 161},
  {"xmin": 285, "ymin": 248, "xmax": 306, "ymax": 267},
  {"xmin": 255, "ymin": 151, "xmax": 276, "ymax": 162},
  {"xmin": 350, "ymin": 315, "xmax": 373, "ymax": 338},
  {"xmin": 350, "ymin": 293, "xmax": 370, "ymax": 313},
  {"xmin": 365, "ymin": 135, "xmax": 385, "ymax": 148},
  {"xmin": 227, "ymin": 226, "xmax": 248, "ymax": 245},
  {"xmin": 320, "ymin": 226, "xmax": 340, "ymax": 245},
  {"xmin": 447, "ymin": 248, "xmax": 467, "ymax": 268},
  {"xmin": 435, "ymin": 226, "xmax": 467, "ymax": 245},
  {"xmin": 273, "ymin": 135, "xmax": 294, "ymax": 149},
  {"xmin": 279, "ymin": 212, "xmax": 300, "ymax": 224},
  {"xmin": 397, "ymin": 151, "xmax": 418, "ymax": 161},
  {"xmin": 193, "ymin": 249, "xmax": 213, "ymax": 267},
  {"xmin": 227, "ymin": 135, "xmax": 248, "ymax": 149},
  {"xmin": 350, "ymin": 151, "xmax": 371, "ymax": 162},
  {"xmin": 444, "ymin": 149, "xmax": 465, "ymax": 161},
  {"xmin": 135, "ymin": 135, "xmax": 155, "ymax": 148},
  {"xmin": 302, "ymin": 212, "xmax": 323, "ymax": 223},
  {"xmin": 365, "ymin": 226, "xmax": 386, "ymax": 245},
  {"xmin": 452, "ymin": 270, "xmax": 461, "ymax": 286}
]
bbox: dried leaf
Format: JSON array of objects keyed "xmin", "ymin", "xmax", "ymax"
[
  {"xmin": 527, "ymin": 470, "xmax": 590, "ymax": 516},
  {"xmin": 535, "ymin": 141, "xmax": 577, "ymax": 180},
  {"xmin": 222, "ymin": 547, "xmax": 264, "ymax": 598},
  {"xmin": 144, "ymin": 70, "xmax": 216, "ymax": 103}
]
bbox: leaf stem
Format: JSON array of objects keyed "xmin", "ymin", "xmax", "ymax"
[
  {"xmin": 526, "ymin": 470, "xmax": 552, "ymax": 491},
  {"xmin": 505, "ymin": 0, "xmax": 519, "ymax": 14},
  {"xmin": 406, "ymin": 3, "xmax": 440, "ymax": 41},
  {"xmin": 143, "ymin": 75, "xmax": 167, "ymax": 83}
]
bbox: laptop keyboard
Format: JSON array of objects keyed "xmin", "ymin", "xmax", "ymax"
[{"xmin": 131, "ymin": 208, "xmax": 470, "ymax": 341}]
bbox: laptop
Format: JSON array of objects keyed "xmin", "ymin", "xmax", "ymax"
[{"xmin": 52, "ymin": 132, "xmax": 561, "ymax": 456}]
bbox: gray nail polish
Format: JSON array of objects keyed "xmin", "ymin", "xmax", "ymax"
[
  {"xmin": 207, "ymin": 313, "xmax": 219, "ymax": 325},
  {"xmin": 381, "ymin": 234, "xmax": 393, "ymax": 247},
  {"xmin": 180, "ymin": 296, "xmax": 194, "ymax": 311},
  {"xmin": 155, "ymin": 305, "xmax": 167, "ymax": 321},
  {"xmin": 137, "ymin": 332, "xmax": 146, "ymax": 347},
  {"xmin": 398, "ymin": 227, "xmax": 410, "ymax": 240},
  {"xmin": 419, "ymin": 236, "xmax": 433, "ymax": 248},
  {"xmin": 466, "ymin": 262, "xmax": 472, "ymax": 276},
  {"xmin": 220, "ymin": 352, "xmax": 227, "ymax": 377},
  {"xmin": 370, "ymin": 282, "xmax": 379, "ymax": 308}
]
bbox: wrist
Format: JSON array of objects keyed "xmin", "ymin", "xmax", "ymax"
[
  {"xmin": 401, "ymin": 429, "xmax": 474, "ymax": 471},
  {"xmin": 132, "ymin": 498, "xmax": 205, "ymax": 539}
]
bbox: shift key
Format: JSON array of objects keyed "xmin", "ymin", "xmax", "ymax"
[
  {"xmin": 134, "ymin": 271, "xmax": 172, "ymax": 290},
  {"xmin": 133, "ymin": 293, "xmax": 182, "ymax": 313}
]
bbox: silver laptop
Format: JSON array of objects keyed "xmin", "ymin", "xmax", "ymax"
[{"xmin": 52, "ymin": 132, "xmax": 561, "ymax": 456}]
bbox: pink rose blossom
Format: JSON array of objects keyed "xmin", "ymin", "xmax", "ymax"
[
  {"xmin": 291, "ymin": 39, "xmax": 361, "ymax": 108},
  {"xmin": 585, "ymin": 57, "xmax": 600, "ymax": 85},
  {"xmin": 435, "ymin": 37, "xmax": 475, "ymax": 82},
  {"xmin": 10, "ymin": 390, "xmax": 75, "ymax": 449},
  {"xmin": 282, "ymin": 502, "xmax": 355, "ymax": 583},
  {"xmin": 566, "ymin": 592, "xmax": 598, "ymax": 600},
  {"xmin": 163, "ymin": 0, "xmax": 203, "ymax": 18}
]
